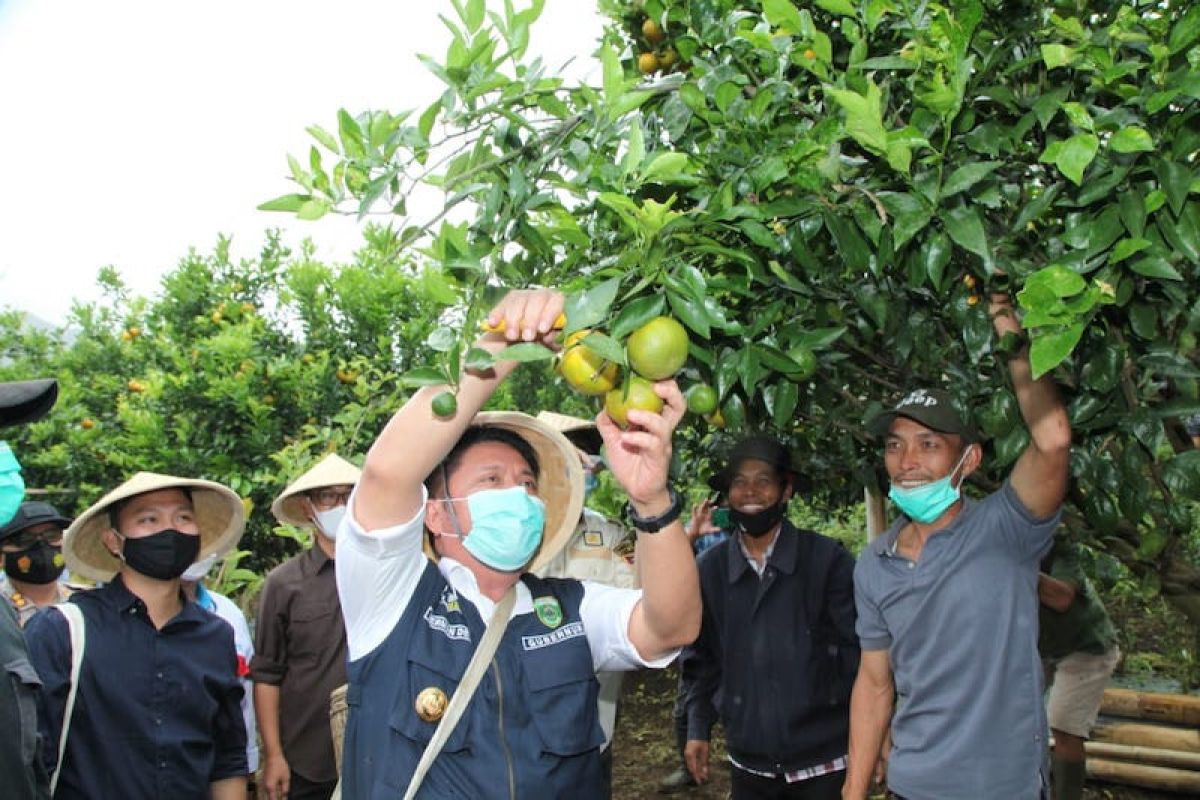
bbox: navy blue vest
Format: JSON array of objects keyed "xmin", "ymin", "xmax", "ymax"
[{"xmin": 342, "ymin": 562, "xmax": 607, "ymax": 799}]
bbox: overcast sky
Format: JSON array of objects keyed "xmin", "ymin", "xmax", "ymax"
[{"xmin": 0, "ymin": 0, "xmax": 603, "ymax": 324}]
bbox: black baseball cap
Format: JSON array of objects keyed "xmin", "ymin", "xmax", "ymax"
[
  {"xmin": 866, "ymin": 388, "xmax": 979, "ymax": 442},
  {"xmin": 0, "ymin": 379, "xmax": 58, "ymax": 428},
  {"xmin": 0, "ymin": 501, "xmax": 73, "ymax": 545},
  {"xmin": 707, "ymin": 434, "xmax": 796, "ymax": 494}
]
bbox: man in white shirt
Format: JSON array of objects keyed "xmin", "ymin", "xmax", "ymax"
[{"xmin": 335, "ymin": 288, "xmax": 701, "ymax": 799}]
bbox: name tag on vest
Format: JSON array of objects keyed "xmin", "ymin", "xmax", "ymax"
[
  {"xmin": 424, "ymin": 607, "xmax": 471, "ymax": 642},
  {"xmin": 522, "ymin": 621, "xmax": 585, "ymax": 651}
]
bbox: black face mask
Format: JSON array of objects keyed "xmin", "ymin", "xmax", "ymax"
[
  {"xmin": 730, "ymin": 503, "xmax": 786, "ymax": 538},
  {"xmin": 117, "ymin": 528, "xmax": 200, "ymax": 581},
  {"xmin": 3, "ymin": 540, "xmax": 65, "ymax": 585}
]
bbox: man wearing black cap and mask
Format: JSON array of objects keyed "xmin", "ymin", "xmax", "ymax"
[
  {"xmin": 680, "ymin": 434, "xmax": 859, "ymax": 799},
  {"xmin": 1, "ymin": 501, "xmax": 75, "ymax": 626},
  {"xmin": 843, "ymin": 295, "xmax": 1071, "ymax": 800},
  {"xmin": 0, "ymin": 377, "xmax": 59, "ymax": 800}
]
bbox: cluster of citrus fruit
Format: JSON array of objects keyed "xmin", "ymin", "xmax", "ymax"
[
  {"xmin": 559, "ymin": 315, "xmax": 720, "ymax": 429},
  {"xmin": 637, "ymin": 19, "xmax": 678, "ymax": 76}
]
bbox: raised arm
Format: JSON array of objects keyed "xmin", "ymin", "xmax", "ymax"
[
  {"xmin": 355, "ymin": 289, "xmax": 564, "ymax": 530},
  {"xmin": 597, "ymin": 381, "xmax": 701, "ymax": 660},
  {"xmin": 990, "ymin": 293, "xmax": 1072, "ymax": 518}
]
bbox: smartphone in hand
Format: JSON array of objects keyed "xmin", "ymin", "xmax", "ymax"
[{"xmin": 711, "ymin": 506, "xmax": 731, "ymax": 529}]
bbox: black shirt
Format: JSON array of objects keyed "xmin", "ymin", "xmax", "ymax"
[{"xmin": 25, "ymin": 575, "xmax": 247, "ymax": 798}]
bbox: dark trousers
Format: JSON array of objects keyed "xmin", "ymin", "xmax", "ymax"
[
  {"xmin": 731, "ymin": 767, "xmax": 843, "ymax": 800},
  {"xmin": 289, "ymin": 771, "xmax": 338, "ymax": 800}
]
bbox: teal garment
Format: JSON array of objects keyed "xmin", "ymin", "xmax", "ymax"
[{"xmin": 1038, "ymin": 540, "xmax": 1117, "ymax": 659}]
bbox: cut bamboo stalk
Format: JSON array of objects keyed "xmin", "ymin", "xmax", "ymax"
[
  {"xmin": 1091, "ymin": 720, "xmax": 1200, "ymax": 753},
  {"xmin": 1086, "ymin": 741, "xmax": 1200, "ymax": 771},
  {"xmin": 1101, "ymin": 687, "xmax": 1200, "ymax": 727},
  {"xmin": 1087, "ymin": 758, "xmax": 1200, "ymax": 794}
]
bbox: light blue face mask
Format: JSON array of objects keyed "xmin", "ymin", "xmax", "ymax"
[
  {"xmin": 442, "ymin": 486, "xmax": 546, "ymax": 572},
  {"xmin": 0, "ymin": 442, "xmax": 26, "ymax": 527},
  {"xmin": 888, "ymin": 447, "xmax": 971, "ymax": 524}
]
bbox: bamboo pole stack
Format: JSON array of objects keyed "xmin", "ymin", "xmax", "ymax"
[{"xmin": 1083, "ymin": 688, "xmax": 1200, "ymax": 794}]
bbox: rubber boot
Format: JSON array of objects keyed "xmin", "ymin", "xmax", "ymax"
[{"xmin": 1051, "ymin": 755, "xmax": 1086, "ymax": 800}]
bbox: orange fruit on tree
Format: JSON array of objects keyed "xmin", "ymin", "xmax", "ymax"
[
  {"xmin": 628, "ymin": 316, "xmax": 689, "ymax": 381},
  {"xmin": 559, "ymin": 330, "xmax": 620, "ymax": 396},
  {"xmin": 605, "ymin": 376, "xmax": 665, "ymax": 429},
  {"xmin": 659, "ymin": 47, "xmax": 678, "ymax": 69},
  {"xmin": 80, "ymin": 418, "xmax": 95, "ymax": 430},
  {"xmin": 638, "ymin": 52, "xmax": 660, "ymax": 75},
  {"xmin": 685, "ymin": 383, "xmax": 718, "ymax": 415},
  {"xmin": 127, "ymin": 379, "xmax": 145, "ymax": 393},
  {"xmin": 642, "ymin": 18, "xmax": 665, "ymax": 44}
]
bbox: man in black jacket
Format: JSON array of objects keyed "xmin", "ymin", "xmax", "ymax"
[{"xmin": 681, "ymin": 435, "xmax": 858, "ymax": 799}]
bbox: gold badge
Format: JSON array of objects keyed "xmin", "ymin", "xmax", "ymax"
[{"xmin": 415, "ymin": 686, "xmax": 449, "ymax": 722}]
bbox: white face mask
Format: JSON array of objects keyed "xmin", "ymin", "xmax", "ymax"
[
  {"xmin": 180, "ymin": 552, "xmax": 218, "ymax": 583},
  {"xmin": 314, "ymin": 506, "xmax": 346, "ymax": 541}
]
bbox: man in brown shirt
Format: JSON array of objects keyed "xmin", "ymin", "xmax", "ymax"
[{"xmin": 252, "ymin": 453, "xmax": 360, "ymax": 800}]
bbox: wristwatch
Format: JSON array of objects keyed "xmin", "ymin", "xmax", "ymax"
[{"xmin": 627, "ymin": 488, "xmax": 682, "ymax": 533}]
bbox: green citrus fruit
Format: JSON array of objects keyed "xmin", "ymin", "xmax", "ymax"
[
  {"xmin": 431, "ymin": 391, "xmax": 458, "ymax": 418},
  {"xmin": 627, "ymin": 316, "xmax": 689, "ymax": 381},
  {"xmin": 786, "ymin": 345, "xmax": 817, "ymax": 381},
  {"xmin": 559, "ymin": 330, "xmax": 620, "ymax": 396},
  {"xmin": 704, "ymin": 408, "xmax": 726, "ymax": 429},
  {"xmin": 605, "ymin": 376, "xmax": 664, "ymax": 429},
  {"xmin": 685, "ymin": 384, "xmax": 718, "ymax": 415}
]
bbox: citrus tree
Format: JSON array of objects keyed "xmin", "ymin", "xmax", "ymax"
[
  {"xmin": 264, "ymin": 0, "xmax": 1200, "ymax": 624},
  {"xmin": 0, "ymin": 229, "xmax": 447, "ymax": 583}
]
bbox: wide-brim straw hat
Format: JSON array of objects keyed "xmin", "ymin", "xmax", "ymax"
[
  {"xmin": 64, "ymin": 472, "xmax": 246, "ymax": 582},
  {"xmin": 534, "ymin": 410, "xmax": 603, "ymax": 455},
  {"xmin": 271, "ymin": 453, "xmax": 362, "ymax": 527},
  {"xmin": 424, "ymin": 411, "xmax": 585, "ymax": 574}
]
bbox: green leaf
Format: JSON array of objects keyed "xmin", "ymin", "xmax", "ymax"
[
  {"xmin": 1026, "ymin": 264, "xmax": 1087, "ymax": 297},
  {"xmin": 337, "ymin": 109, "xmax": 365, "ymax": 158},
  {"xmin": 296, "ymin": 198, "xmax": 331, "ymax": 221},
  {"xmin": 426, "ymin": 326, "xmax": 457, "ymax": 353},
  {"xmin": 1154, "ymin": 160, "xmax": 1193, "ymax": 217},
  {"xmin": 399, "ymin": 367, "xmax": 450, "ymax": 388},
  {"xmin": 306, "ymin": 125, "xmax": 340, "ymax": 153},
  {"xmin": 813, "ymin": 0, "xmax": 856, "ymax": 16},
  {"xmin": 826, "ymin": 81, "xmax": 888, "ymax": 156},
  {"xmin": 922, "ymin": 232, "xmax": 953, "ymax": 290},
  {"xmin": 420, "ymin": 267, "xmax": 459, "ymax": 305},
  {"xmin": 942, "ymin": 162, "xmax": 1000, "ymax": 198},
  {"xmin": 610, "ymin": 295, "xmax": 666, "ymax": 341},
  {"xmin": 1040, "ymin": 43, "xmax": 1076, "ymax": 69},
  {"xmin": 1169, "ymin": 5, "xmax": 1200, "ymax": 55},
  {"xmin": 1061, "ymin": 102, "xmax": 1093, "ymax": 132},
  {"xmin": 576, "ymin": 331, "xmax": 625, "ymax": 366},
  {"xmin": 942, "ymin": 205, "xmax": 993, "ymax": 269},
  {"xmin": 762, "ymin": 0, "xmax": 805, "ymax": 34},
  {"xmin": 564, "ymin": 277, "xmax": 621, "ymax": 333},
  {"xmin": 642, "ymin": 152, "xmax": 691, "ymax": 183},
  {"xmin": 1030, "ymin": 323, "xmax": 1085, "ymax": 379},
  {"xmin": 601, "ymin": 44, "xmax": 622, "ymax": 104},
  {"xmin": 668, "ymin": 291, "xmax": 712, "ymax": 339},
  {"xmin": 1109, "ymin": 127, "xmax": 1154, "ymax": 154},
  {"xmin": 1108, "ymin": 238, "xmax": 1151, "ymax": 264},
  {"xmin": 1128, "ymin": 256, "xmax": 1184, "ymax": 281},
  {"xmin": 1054, "ymin": 134, "xmax": 1099, "ymax": 185},
  {"xmin": 768, "ymin": 380, "xmax": 800, "ymax": 429},
  {"xmin": 878, "ymin": 192, "xmax": 933, "ymax": 248},
  {"xmin": 257, "ymin": 194, "xmax": 309, "ymax": 213},
  {"xmin": 463, "ymin": 0, "xmax": 485, "ymax": 32},
  {"xmin": 493, "ymin": 343, "xmax": 556, "ymax": 362}
]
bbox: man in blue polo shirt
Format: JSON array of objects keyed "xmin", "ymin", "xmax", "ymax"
[{"xmin": 843, "ymin": 293, "xmax": 1071, "ymax": 800}]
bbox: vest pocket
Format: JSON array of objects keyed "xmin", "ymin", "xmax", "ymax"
[
  {"xmin": 389, "ymin": 651, "xmax": 473, "ymax": 753},
  {"xmin": 524, "ymin": 641, "xmax": 605, "ymax": 756}
]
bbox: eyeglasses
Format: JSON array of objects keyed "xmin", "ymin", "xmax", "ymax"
[
  {"xmin": 309, "ymin": 487, "xmax": 352, "ymax": 511},
  {"xmin": 2, "ymin": 530, "xmax": 64, "ymax": 551}
]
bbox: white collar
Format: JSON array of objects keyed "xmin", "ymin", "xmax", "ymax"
[{"xmin": 437, "ymin": 556, "xmax": 534, "ymax": 619}]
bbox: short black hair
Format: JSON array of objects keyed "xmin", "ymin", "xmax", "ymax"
[
  {"xmin": 106, "ymin": 487, "xmax": 194, "ymax": 531},
  {"xmin": 426, "ymin": 426, "xmax": 540, "ymax": 497}
]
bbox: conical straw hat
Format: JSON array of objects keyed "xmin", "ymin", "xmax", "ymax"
[{"xmin": 270, "ymin": 453, "xmax": 362, "ymax": 528}]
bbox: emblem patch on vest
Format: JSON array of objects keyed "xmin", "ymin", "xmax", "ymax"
[
  {"xmin": 415, "ymin": 686, "xmax": 448, "ymax": 722},
  {"xmin": 533, "ymin": 595, "xmax": 563, "ymax": 629},
  {"xmin": 423, "ymin": 607, "xmax": 471, "ymax": 641},
  {"xmin": 583, "ymin": 530, "xmax": 604, "ymax": 547},
  {"xmin": 439, "ymin": 586, "xmax": 461, "ymax": 614}
]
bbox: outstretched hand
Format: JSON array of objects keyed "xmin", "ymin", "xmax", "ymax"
[
  {"xmin": 481, "ymin": 288, "xmax": 565, "ymax": 350},
  {"xmin": 595, "ymin": 380, "xmax": 685, "ymax": 507}
]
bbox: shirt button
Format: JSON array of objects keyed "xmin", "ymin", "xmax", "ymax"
[
  {"xmin": 156, "ymin": 672, "xmax": 163, "ymax": 679},
  {"xmin": 155, "ymin": 717, "xmax": 162, "ymax": 726},
  {"xmin": 159, "ymin": 761, "xmax": 167, "ymax": 769}
]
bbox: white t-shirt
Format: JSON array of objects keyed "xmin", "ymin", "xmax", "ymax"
[
  {"xmin": 202, "ymin": 588, "xmax": 260, "ymax": 774},
  {"xmin": 336, "ymin": 486, "xmax": 673, "ymax": 672}
]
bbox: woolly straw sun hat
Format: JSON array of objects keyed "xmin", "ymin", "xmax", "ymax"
[
  {"xmin": 425, "ymin": 410, "xmax": 585, "ymax": 574},
  {"xmin": 270, "ymin": 453, "xmax": 362, "ymax": 528},
  {"xmin": 64, "ymin": 472, "xmax": 246, "ymax": 582}
]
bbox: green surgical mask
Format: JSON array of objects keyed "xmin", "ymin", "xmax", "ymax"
[{"xmin": 888, "ymin": 448, "xmax": 970, "ymax": 524}]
